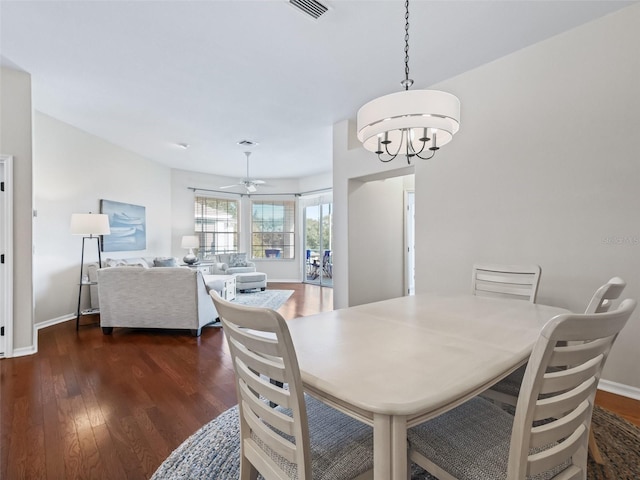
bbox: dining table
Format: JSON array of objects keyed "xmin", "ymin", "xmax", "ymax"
[{"xmin": 286, "ymin": 292, "xmax": 569, "ymax": 480}]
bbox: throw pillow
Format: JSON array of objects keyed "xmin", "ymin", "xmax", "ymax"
[
  {"xmin": 229, "ymin": 253, "xmax": 247, "ymax": 267},
  {"xmin": 154, "ymin": 257, "xmax": 177, "ymax": 267}
]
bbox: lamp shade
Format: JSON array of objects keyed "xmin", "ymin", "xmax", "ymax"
[
  {"xmin": 357, "ymin": 89, "xmax": 460, "ymax": 153},
  {"xmin": 70, "ymin": 213, "xmax": 111, "ymax": 235},
  {"xmin": 181, "ymin": 235, "xmax": 200, "ymax": 249}
]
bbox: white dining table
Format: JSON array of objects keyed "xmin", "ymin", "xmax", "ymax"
[{"xmin": 286, "ymin": 293, "xmax": 569, "ymax": 480}]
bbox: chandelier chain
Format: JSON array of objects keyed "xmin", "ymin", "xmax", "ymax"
[{"xmin": 404, "ymin": 0, "xmax": 411, "ymax": 90}]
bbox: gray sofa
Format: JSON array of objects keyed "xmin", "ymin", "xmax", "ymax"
[
  {"xmin": 207, "ymin": 253, "xmax": 256, "ymax": 275},
  {"xmin": 97, "ymin": 266, "xmax": 218, "ymax": 336},
  {"xmin": 87, "ymin": 256, "xmax": 160, "ymax": 309}
]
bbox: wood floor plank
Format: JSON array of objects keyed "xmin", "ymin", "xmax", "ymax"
[
  {"xmin": 42, "ymin": 398, "xmax": 66, "ymax": 480},
  {"xmin": 2, "ymin": 283, "xmax": 638, "ymax": 479},
  {"xmin": 6, "ymin": 396, "xmax": 29, "ymax": 479},
  {"xmin": 56, "ymin": 396, "xmax": 83, "ymax": 479}
]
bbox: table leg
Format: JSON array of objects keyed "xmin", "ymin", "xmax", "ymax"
[{"xmin": 373, "ymin": 413, "xmax": 408, "ymax": 480}]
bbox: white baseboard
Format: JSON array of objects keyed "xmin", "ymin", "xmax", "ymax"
[
  {"xmin": 10, "ymin": 314, "xmax": 77, "ymax": 358},
  {"xmin": 598, "ymin": 379, "xmax": 640, "ymax": 401},
  {"xmin": 11, "ymin": 345, "xmax": 38, "ymax": 357},
  {"xmin": 36, "ymin": 313, "xmax": 75, "ymax": 331}
]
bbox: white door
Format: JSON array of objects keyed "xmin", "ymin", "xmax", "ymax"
[
  {"xmin": 0, "ymin": 155, "xmax": 13, "ymax": 357},
  {"xmin": 0, "ymin": 160, "xmax": 6, "ymax": 355}
]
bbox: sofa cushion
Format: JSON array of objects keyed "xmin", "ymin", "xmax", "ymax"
[
  {"xmin": 229, "ymin": 252, "xmax": 248, "ymax": 267},
  {"xmin": 103, "ymin": 257, "xmax": 151, "ymax": 268},
  {"xmin": 154, "ymin": 257, "xmax": 178, "ymax": 267}
]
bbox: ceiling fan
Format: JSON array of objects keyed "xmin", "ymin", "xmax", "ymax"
[{"xmin": 219, "ymin": 151, "xmax": 266, "ymax": 193}]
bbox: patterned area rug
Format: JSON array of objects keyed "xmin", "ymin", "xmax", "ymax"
[
  {"xmin": 232, "ymin": 289, "xmax": 293, "ymax": 310},
  {"xmin": 151, "ymin": 405, "xmax": 640, "ymax": 479}
]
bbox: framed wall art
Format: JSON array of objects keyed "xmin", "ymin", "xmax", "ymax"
[{"xmin": 100, "ymin": 199, "xmax": 146, "ymax": 252}]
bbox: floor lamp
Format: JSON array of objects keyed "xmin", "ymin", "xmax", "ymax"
[{"xmin": 71, "ymin": 213, "xmax": 111, "ymax": 330}]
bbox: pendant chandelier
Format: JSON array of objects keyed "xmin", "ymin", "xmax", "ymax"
[{"xmin": 356, "ymin": 0, "xmax": 460, "ymax": 164}]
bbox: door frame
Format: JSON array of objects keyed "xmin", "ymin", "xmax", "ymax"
[
  {"xmin": 404, "ymin": 190, "xmax": 415, "ymax": 296},
  {"xmin": 0, "ymin": 154, "xmax": 14, "ymax": 357}
]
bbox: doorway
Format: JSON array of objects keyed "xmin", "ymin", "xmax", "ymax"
[{"xmin": 303, "ymin": 202, "xmax": 332, "ymax": 287}]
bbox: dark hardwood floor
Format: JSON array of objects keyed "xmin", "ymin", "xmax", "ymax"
[{"xmin": 1, "ymin": 283, "xmax": 638, "ymax": 479}]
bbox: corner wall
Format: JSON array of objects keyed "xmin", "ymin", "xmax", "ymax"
[
  {"xmin": 33, "ymin": 112, "xmax": 172, "ymax": 326},
  {"xmin": 332, "ymin": 119, "xmax": 414, "ymax": 308},
  {"xmin": 0, "ymin": 66, "xmax": 33, "ymax": 352},
  {"xmin": 415, "ymin": 4, "xmax": 640, "ymax": 389}
]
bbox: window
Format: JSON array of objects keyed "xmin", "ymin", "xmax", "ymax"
[
  {"xmin": 251, "ymin": 200, "xmax": 295, "ymax": 259},
  {"xmin": 194, "ymin": 196, "xmax": 239, "ymax": 256}
]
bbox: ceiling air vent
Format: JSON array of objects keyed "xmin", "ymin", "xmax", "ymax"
[{"xmin": 290, "ymin": 0, "xmax": 328, "ymax": 20}]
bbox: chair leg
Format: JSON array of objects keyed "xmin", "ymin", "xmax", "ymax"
[
  {"xmin": 588, "ymin": 428, "xmax": 605, "ymax": 465},
  {"xmin": 240, "ymin": 457, "xmax": 258, "ymax": 480}
]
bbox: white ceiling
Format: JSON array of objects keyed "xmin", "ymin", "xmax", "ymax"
[{"xmin": 1, "ymin": 0, "xmax": 635, "ymax": 180}]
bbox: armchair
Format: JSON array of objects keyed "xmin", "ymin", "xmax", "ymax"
[{"xmin": 207, "ymin": 253, "xmax": 256, "ymax": 275}]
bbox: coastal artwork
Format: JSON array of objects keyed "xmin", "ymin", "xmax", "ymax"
[{"xmin": 100, "ymin": 199, "xmax": 146, "ymax": 252}]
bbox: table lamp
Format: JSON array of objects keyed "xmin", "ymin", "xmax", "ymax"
[{"xmin": 181, "ymin": 235, "xmax": 200, "ymax": 265}]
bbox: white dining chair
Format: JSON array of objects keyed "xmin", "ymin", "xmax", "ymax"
[
  {"xmin": 407, "ymin": 297, "xmax": 636, "ymax": 480},
  {"xmin": 485, "ymin": 276, "xmax": 627, "ymax": 406},
  {"xmin": 210, "ymin": 292, "xmax": 374, "ymax": 480},
  {"xmin": 483, "ymin": 277, "xmax": 626, "ymax": 464},
  {"xmin": 472, "ymin": 263, "xmax": 541, "ymax": 303}
]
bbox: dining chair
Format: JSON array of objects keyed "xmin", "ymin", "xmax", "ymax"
[
  {"xmin": 483, "ymin": 277, "xmax": 626, "ymax": 464},
  {"xmin": 407, "ymin": 297, "xmax": 636, "ymax": 480},
  {"xmin": 485, "ymin": 276, "xmax": 627, "ymax": 406},
  {"xmin": 210, "ymin": 292, "xmax": 374, "ymax": 480},
  {"xmin": 472, "ymin": 263, "xmax": 542, "ymax": 302}
]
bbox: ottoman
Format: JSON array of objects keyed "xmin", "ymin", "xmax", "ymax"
[{"xmin": 235, "ymin": 271, "xmax": 267, "ymax": 293}]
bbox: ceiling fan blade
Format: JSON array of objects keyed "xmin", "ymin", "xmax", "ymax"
[
  {"xmin": 246, "ymin": 184, "xmax": 257, "ymax": 193},
  {"xmin": 252, "ymin": 180, "xmax": 266, "ymax": 185},
  {"xmin": 219, "ymin": 184, "xmax": 240, "ymax": 189}
]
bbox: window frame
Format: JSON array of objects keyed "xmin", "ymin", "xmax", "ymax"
[
  {"xmin": 193, "ymin": 195, "xmax": 240, "ymax": 257},
  {"xmin": 250, "ymin": 199, "xmax": 296, "ymax": 260}
]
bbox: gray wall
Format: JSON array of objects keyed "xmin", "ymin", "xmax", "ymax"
[
  {"xmin": 415, "ymin": 5, "xmax": 640, "ymax": 389},
  {"xmin": 0, "ymin": 66, "xmax": 33, "ymax": 352},
  {"xmin": 333, "ymin": 4, "xmax": 640, "ymax": 391},
  {"xmin": 33, "ymin": 112, "xmax": 173, "ymax": 325},
  {"xmin": 348, "ymin": 176, "xmax": 407, "ymax": 306}
]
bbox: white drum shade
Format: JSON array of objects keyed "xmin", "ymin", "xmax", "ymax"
[
  {"xmin": 70, "ymin": 213, "xmax": 111, "ymax": 235},
  {"xmin": 357, "ymin": 89, "xmax": 461, "ymax": 153}
]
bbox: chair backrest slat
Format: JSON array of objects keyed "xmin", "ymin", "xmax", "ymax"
[
  {"xmin": 529, "ymin": 400, "xmax": 589, "ymax": 448},
  {"xmin": 232, "ymin": 346, "xmax": 292, "ymax": 409},
  {"xmin": 548, "ymin": 338, "xmax": 610, "ymax": 367},
  {"xmin": 539, "ymin": 355, "xmax": 603, "ymax": 395},
  {"xmin": 534, "ymin": 377, "xmax": 595, "ymax": 421},
  {"xmin": 243, "ymin": 404, "xmax": 298, "ymax": 463},
  {"xmin": 230, "ymin": 335, "xmax": 288, "ymax": 385},
  {"xmin": 227, "ymin": 322, "xmax": 283, "ymax": 357},
  {"xmin": 472, "ymin": 263, "xmax": 541, "ymax": 303},
  {"xmin": 506, "ymin": 298, "xmax": 636, "ymax": 479},
  {"xmin": 527, "ymin": 425, "xmax": 587, "ymax": 477}
]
